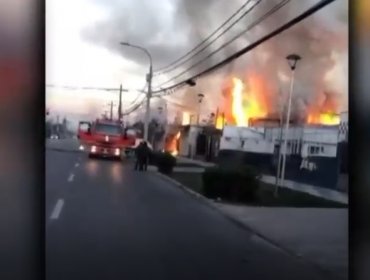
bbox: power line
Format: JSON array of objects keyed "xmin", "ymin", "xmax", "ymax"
[
  {"xmin": 46, "ymin": 84, "xmax": 146, "ymax": 93},
  {"xmin": 126, "ymin": 82, "xmax": 147, "ymax": 106},
  {"xmin": 46, "ymin": 84, "xmax": 127, "ymax": 92},
  {"xmin": 122, "ymin": 97, "xmax": 146, "ymax": 115},
  {"xmin": 155, "ymin": 0, "xmax": 290, "ymax": 89},
  {"xmin": 152, "ymin": 0, "xmax": 336, "ymax": 95},
  {"xmin": 153, "ymin": 0, "xmax": 255, "ymax": 74}
]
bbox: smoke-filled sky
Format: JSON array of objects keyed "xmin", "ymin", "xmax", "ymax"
[{"xmin": 46, "ymin": 0, "xmax": 348, "ymax": 128}]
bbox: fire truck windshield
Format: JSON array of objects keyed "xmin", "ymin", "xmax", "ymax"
[{"xmin": 94, "ymin": 123, "xmax": 122, "ymax": 135}]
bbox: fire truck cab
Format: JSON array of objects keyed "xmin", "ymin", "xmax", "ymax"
[{"xmin": 77, "ymin": 118, "xmax": 135, "ymax": 160}]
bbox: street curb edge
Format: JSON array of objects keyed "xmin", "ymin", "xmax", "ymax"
[{"xmin": 153, "ymin": 171, "xmax": 339, "ymax": 280}]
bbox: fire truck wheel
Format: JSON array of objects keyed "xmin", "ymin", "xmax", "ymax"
[{"xmin": 88, "ymin": 153, "xmax": 95, "ymax": 159}]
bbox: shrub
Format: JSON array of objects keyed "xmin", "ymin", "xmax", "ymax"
[
  {"xmin": 148, "ymin": 151, "xmax": 162, "ymax": 165},
  {"xmin": 154, "ymin": 152, "xmax": 177, "ymax": 174},
  {"xmin": 202, "ymin": 165, "xmax": 260, "ymax": 202}
]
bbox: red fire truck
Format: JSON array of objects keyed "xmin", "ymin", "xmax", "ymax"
[{"xmin": 77, "ymin": 118, "xmax": 136, "ymax": 160}]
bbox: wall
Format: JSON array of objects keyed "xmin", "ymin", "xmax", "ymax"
[
  {"xmin": 220, "ymin": 137, "xmax": 274, "ymax": 154},
  {"xmin": 217, "ymin": 150, "xmax": 340, "ymax": 190},
  {"xmin": 217, "ymin": 125, "xmax": 342, "ymax": 190},
  {"xmin": 221, "ymin": 125, "xmax": 339, "ymax": 157}
]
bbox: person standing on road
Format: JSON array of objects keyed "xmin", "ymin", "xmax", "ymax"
[
  {"xmin": 141, "ymin": 141, "xmax": 151, "ymax": 171},
  {"xmin": 134, "ymin": 142, "xmax": 144, "ymax": 171}
]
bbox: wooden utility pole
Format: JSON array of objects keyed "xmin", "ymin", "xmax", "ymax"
[
  {"xmin": 109, "ymin": 101, "xmax": 114, "ymax": 120},
  {"xmin": 118, "ymin": 84, "xmax": 123, "ymax": 122}
]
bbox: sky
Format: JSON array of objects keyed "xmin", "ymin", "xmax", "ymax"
[{"xmin": 46, "ymin": 0, "xmax": 348, "ymax": 129}]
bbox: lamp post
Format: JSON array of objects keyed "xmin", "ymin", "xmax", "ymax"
[
  {"xmin": 197, "ymin": 93, "xmax": 204, "ymax": 125},
  {"xmin": 279, "ymin": 54, "xmax": 301, "ymax": 189},
  {"xmin": 120, "ymin": 42, "xmax": 153, "ymax": 142}
]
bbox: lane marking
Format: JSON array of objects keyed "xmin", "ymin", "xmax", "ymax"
[
  {"xmin": 67, "ymin": 173, "xmax": 75, "ymax": 182},
  {"xmin": 50, "ymin": 199, "xmax": 64, "ymax": 220},
  {"xmin": 74, "ymin": 162, "xmax": 79, "ymax": 168}
]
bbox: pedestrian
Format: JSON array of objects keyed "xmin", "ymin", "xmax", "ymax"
[
  {"xmin": 134, "ymin": 141, "xmax": 144, "ymax": 171},
  {"xmin": 141, "ymin": 141, "xmax": 150, "ymax": 171}
]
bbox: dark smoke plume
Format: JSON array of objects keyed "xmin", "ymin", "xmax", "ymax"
[{"xmin": 82, "ymin": 0, "xmax": 348, "ymax": 116}]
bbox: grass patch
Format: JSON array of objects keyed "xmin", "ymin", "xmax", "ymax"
[{"xmin": 168, "ymin": 172, "xmax": 347, "ymax": 208}]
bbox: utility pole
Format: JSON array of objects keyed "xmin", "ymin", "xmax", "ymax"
[
  {"xmin": 120, "ymin": 42, "xmax": 152, "ymax": 141},
  {"xmin": 144, "ymin": 65, "xmax": 153, "ymax": 141},
  {"xmin": 118, "ymin": 84, "xmax": 123, "ymax": 122},
  {"xmin": 109, "ymin": 101, "xmax": 113, "ymax": 120},
  {"xmin": 56, "ymin": 115, "xmax": 60, "ymax": 135}
]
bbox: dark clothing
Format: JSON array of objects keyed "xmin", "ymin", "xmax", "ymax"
[{"xmin": 135, "ymin": 142, "xmax": 150, "ymax": 171}]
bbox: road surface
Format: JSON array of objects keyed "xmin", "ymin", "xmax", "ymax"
[{"xmin": 46, "ymin": 140, "xmax": 335, "ymax": 280}]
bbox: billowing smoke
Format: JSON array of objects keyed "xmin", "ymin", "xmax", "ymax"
[
  {"xmin": 221, "ymin": 0, "xmax": 348, "ymax": 120},
  {"xmin": 82, "ymin": 0, "xmax": 348, "ymax": 120}
]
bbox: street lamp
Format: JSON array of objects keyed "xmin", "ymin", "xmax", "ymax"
[
  {"xmin": 279, "ymin": 54, "xmax": 301, "ymax": 190},
  {"xmin": 120, "ymin": 42, "xmax": 153, "ymax": 142},
  {"xmin": 197, "ymin": 93, "xmax": 204, "ymax": 125}
]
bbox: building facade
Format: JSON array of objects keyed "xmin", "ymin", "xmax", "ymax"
[{"xmin": 218, "ymin": 123, "xmax": 344, "ymax": 191}]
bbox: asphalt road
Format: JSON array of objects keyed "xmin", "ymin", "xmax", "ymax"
[{"xmin": 46, "ymin": 141, "xmax": 335, "ymax": 280}]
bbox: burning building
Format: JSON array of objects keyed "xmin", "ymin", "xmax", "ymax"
[{"xmin": 215, "ymin": 72, "xmax": 341, "ymax": 129}]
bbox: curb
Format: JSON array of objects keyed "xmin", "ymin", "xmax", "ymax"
[{"xmin": 153, "ymin": 171, "xmax": 341, "ymax": 280}]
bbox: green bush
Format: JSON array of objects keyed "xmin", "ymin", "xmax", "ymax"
[
  {"xmin": 154, "ymin": 152, "xmax": 177, "ymax": 174},
  {"xmin": 202, "ymin": 165, "xmax": 260, "ymax": 202}
]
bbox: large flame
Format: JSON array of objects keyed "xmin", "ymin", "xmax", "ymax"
[
  {"xmin": 231, "ymin": 78, "xmax": 246, "ymax": 126},
  {"xmin": 215, "ymin": 115, "xmax": 225, "ymax": 130},
  {"xmin": 307, "ymin": 112, "xmax": 340, "ymax": 125},
  {"xmin": 219, "ymin": 74, "xmax": 341, "ymax": 127},
  {"xmin": 306, "ymin": 91, "xmax": 340, "ymax": 125},
  {"xmin": 170, "ymin": 131, "xmax": 181, "ymax": 156},
  {"xmin": 229, "ymin": 76, "xmax": 268, "ymax": 127}
]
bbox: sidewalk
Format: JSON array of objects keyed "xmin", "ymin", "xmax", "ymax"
[
  {"xmin": 154, "ymin": 170, "xmax": 348, "ymax": 280},
  {"xmin": 176, "ymin": 156, "xmax": 216, "ymax": 167},
  {"xmin": 214, "ymin": 203, "xmax": 348, "ymax": 280}
]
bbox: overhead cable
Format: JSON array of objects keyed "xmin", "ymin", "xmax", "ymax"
[
  {"xmin": 153, "ymin": 0, "xmax": 255, "ymax": 74},
  {"xmin": 155, "ymin": 0, "xmax": 290, "ymax": 88},
  {"xmin": 151, "ymin": 0, "xmax": 336, "ymax": 95}
]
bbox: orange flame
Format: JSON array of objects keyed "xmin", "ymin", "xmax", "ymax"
[
  {"xmin": 230, "ymin": 76, "xmax": 268, "ymax": 126},
  {"xmin": 220, "ymin": 73, "xmax": 341, "ymax": 127},
  {"xmin": 215, "ymin": 116, "xmax": 225, "ymax": 129},
  {"xmin": 307, "ymin": 112, "xmax": 340, "ymax": 125},
  {"xmin": 170, "ymin": 131, "xmax": 181, "ymax": 156}
]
